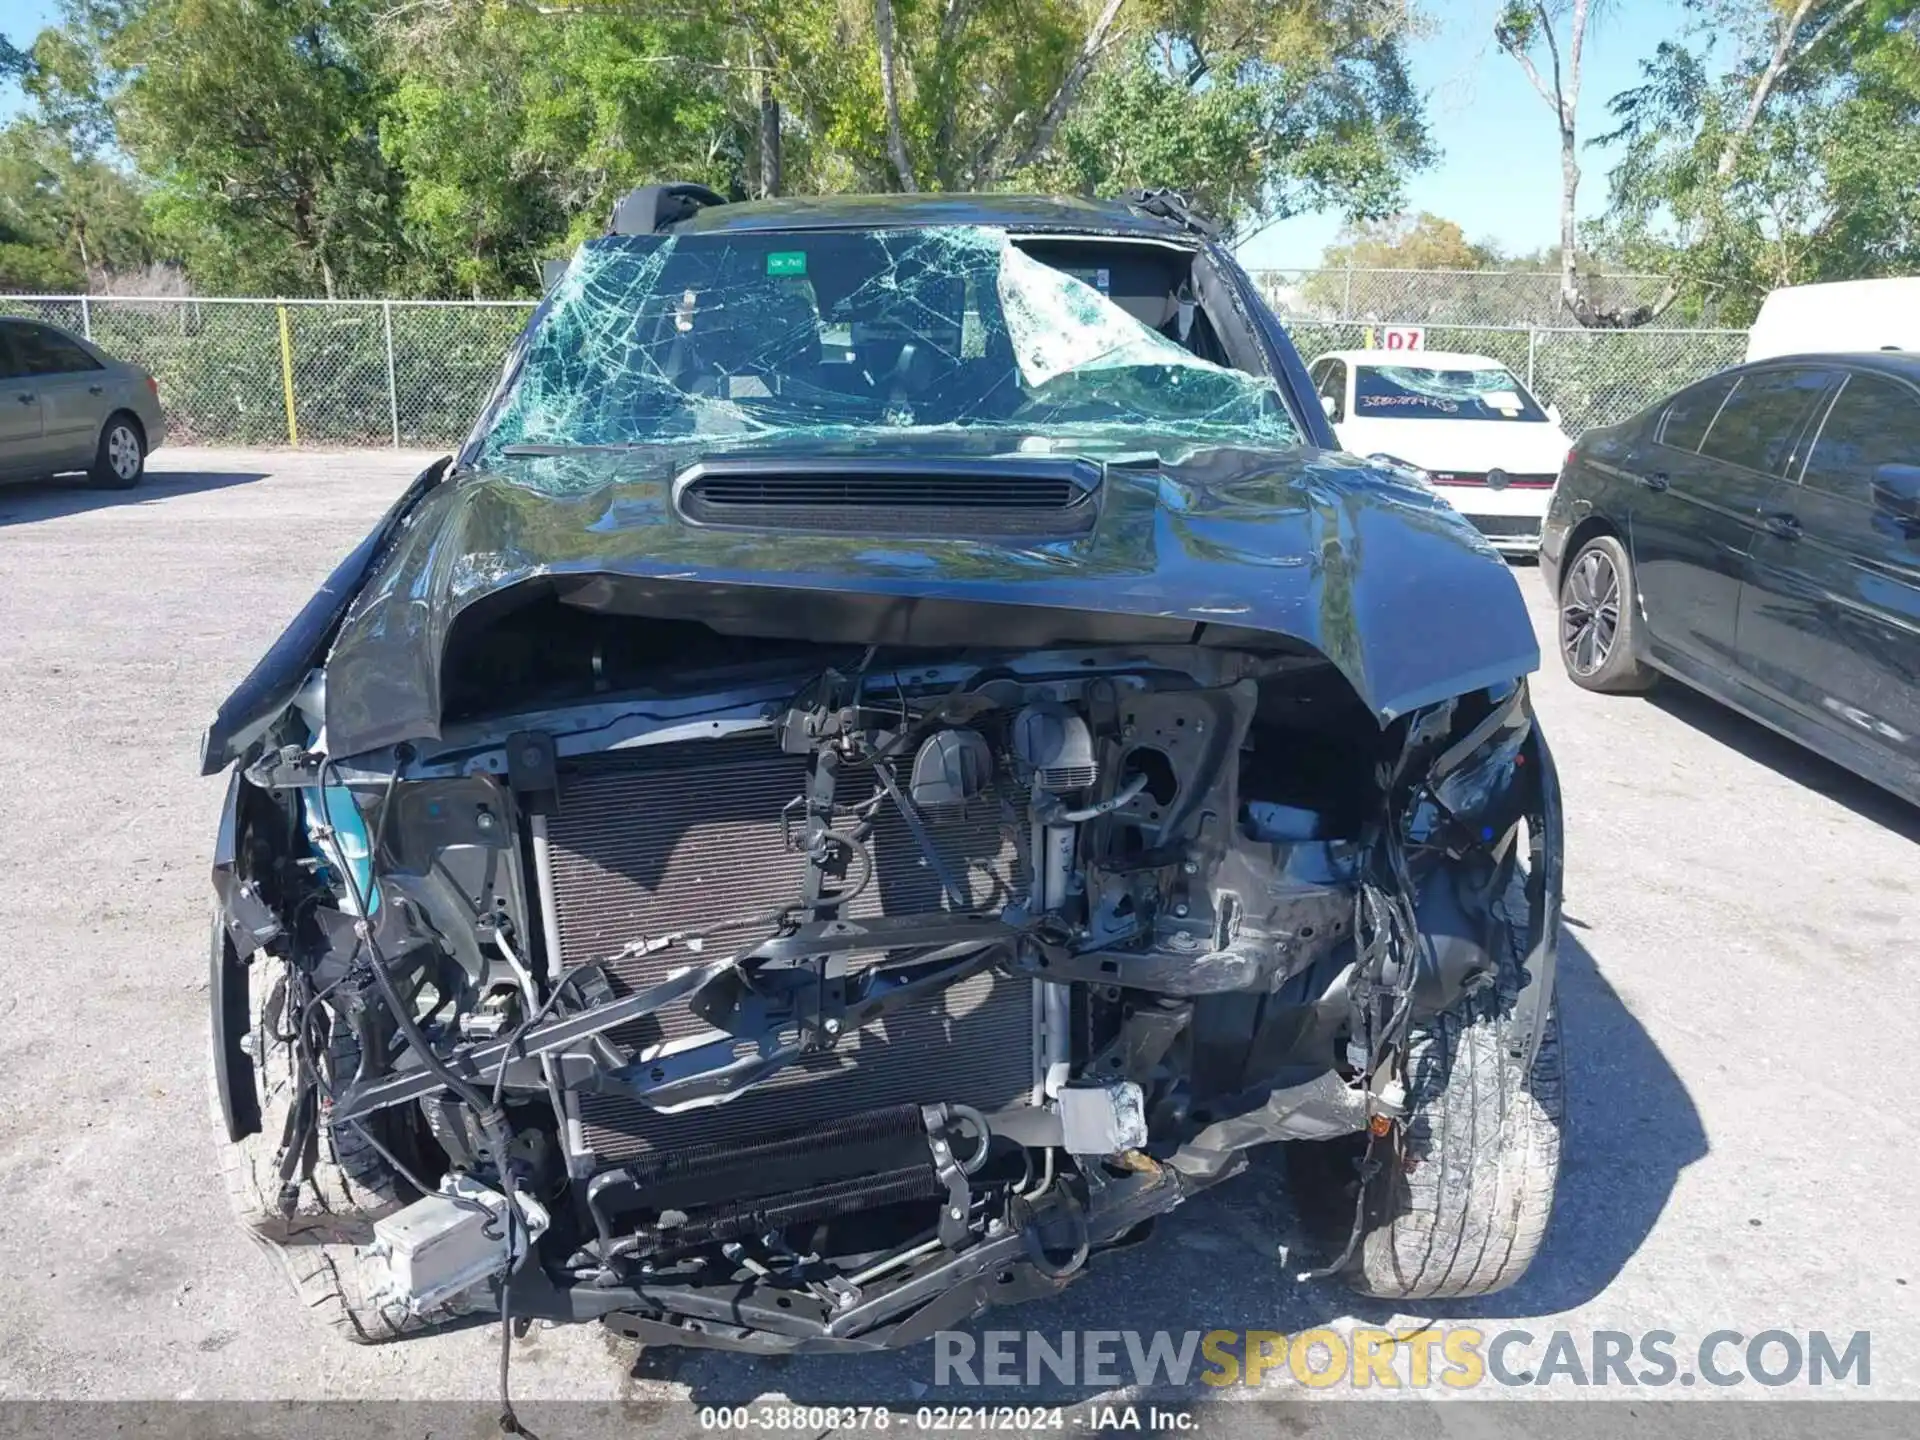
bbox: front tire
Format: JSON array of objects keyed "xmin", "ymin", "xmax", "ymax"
[
  {"xmin": 1347, "ymin": 989, "xmax": 1563, "ymax": 1300},
  {"xmin": 88, "ymin": 413, "xmax": 146, "ymax": 489},
  {"xmin": 208, "ymin": 922, "xmax": 475, "ymax": 1343},
  {"xmin": 1558, "ymin": 533, "xmax": 1655, "ymax": 693},
  {"xmin": 1338, "ymin": 859, "xmax": 1565, "ymax": 1302}
]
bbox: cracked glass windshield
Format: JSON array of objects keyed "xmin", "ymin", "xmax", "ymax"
[{"xmin": 476, "ymin": 225, "xmax": 1297, "ymax": 469}]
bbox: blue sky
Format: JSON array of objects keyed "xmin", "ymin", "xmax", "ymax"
[
  {"xmin": 1239, "ymin": 0, "xmax": 1693, "ymax": 266},
  {"xmin": 3, "ymin": 0, "xmax": 1691, "ymax": 267},
  {"xmin": 1, "ymin": 0, "xmax": 60, "ymax": 109}
]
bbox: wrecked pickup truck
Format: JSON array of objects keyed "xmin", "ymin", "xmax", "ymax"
[{"xmin": 203, "ymin": 190, "xmax": 1564, "ymax": 1359}]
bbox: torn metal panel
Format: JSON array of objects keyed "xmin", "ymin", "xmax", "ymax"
[{"xmin": 310, "ymin": 446, "xmax": 1534, "ymax": 759}]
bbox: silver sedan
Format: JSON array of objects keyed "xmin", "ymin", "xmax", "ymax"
[{"xmin": 0, "ymin": 316, "xmax": 168, "ymax": 489}]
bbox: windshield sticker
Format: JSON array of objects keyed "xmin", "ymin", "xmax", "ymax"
[
  {"xmin": 474, "ymin": 225, "xmax": 1297, "ymax": 478},
  {"xmin": 1061, "ymin": 266, "xmax": 1111, "ymax": 293},
  {"xmin": 1360, "ymin": 394, "xmax": 1460, "ymax": 411}
]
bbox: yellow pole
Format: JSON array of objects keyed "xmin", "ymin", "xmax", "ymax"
[{"xmin": 277, "ymin": 304, "xmax": 299, "ymax": 446}]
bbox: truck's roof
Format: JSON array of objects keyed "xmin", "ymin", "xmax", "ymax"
[{"xmin": 672, "ymin": 192, "xmax": 1197, "ymax": 240}]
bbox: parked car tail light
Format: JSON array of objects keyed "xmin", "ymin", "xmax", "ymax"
[{"xmin": 146, "ymin": 374, "xmax": 160, "ymax": 398}]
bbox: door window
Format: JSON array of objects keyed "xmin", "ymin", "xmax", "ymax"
[
  {"xmin": 1658, "ymin": 375, "xmax": 1734, "ymax": 452},
  {"xmin": 9, "ymin": 323, "xmax": 102, "ymax": 377},
  {"xmin": 1800, "ymin": 375, "xmax": 1920, "ymax": 501},
  {"xmin": 1697, "ymin": 367, "xmax": 1835, "ymax": 476}
]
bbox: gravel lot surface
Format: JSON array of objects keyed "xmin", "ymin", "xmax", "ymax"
[{"xmin": 1, "ymin": 449, "xmax": 1915, "ymax": 1422}]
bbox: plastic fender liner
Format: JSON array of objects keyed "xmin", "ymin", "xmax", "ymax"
[
  {"xmin": 210, "ymin": 769, "xmax": 277, "ymax": 1142},
  {"xmin": 211, "ymin": 770, "xmax": 286, "ymax": 954},
  {"xmin": 208, "ymin": 912, "xmax": 259, "ymax": 1142}
]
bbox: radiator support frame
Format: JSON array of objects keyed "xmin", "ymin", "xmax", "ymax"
[{"xmin": 532, "ymin": 731, "xmax": 1043, "ymax": 1173}]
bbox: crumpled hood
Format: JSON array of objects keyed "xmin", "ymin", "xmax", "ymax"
[{"xmin": 307, "ymin": 436, "xmax": 1537, "ymax": 759}]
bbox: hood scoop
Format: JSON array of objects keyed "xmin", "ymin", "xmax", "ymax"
[{"xmin": 672, "ymin": 455, "xmax": 1102, "ymax": 538}]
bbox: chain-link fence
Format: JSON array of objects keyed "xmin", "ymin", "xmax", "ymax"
[
  {"xmin": 1284, "ymin": 320, "xmax": 1750, "ymax": 436},
  {"xmin": 2, "ymin": 289, "xmax": 1748, "ymax": 448},
  {"xmin": 0, "ymin": 295, "xmax": 533, "ymax": 448},
  {"xmin": 1246, "ymin": 267, "xmax": 1700, "ymax": 328}
]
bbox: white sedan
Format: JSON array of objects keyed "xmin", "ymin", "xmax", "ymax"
[{"xmin": 1307, "ymin": 349, "xmax": 1572, "ymax": 555}]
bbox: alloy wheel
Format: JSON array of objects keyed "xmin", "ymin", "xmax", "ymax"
[
  {"xmin": 108, "ymin": 424, "xmax": 141, "ymax": 481},
  {"xmin": 1561, "ymin": 547, "xmax": 1621, "ymax": 677}
]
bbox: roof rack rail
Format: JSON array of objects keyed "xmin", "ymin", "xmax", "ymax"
[
  {"xmin": 1123, "ymin": 188, "xmax": 1220, "ymax": 240},
  {"xmin": 607, "ymin": 183, "xmax": 728, "ymax": 236}
]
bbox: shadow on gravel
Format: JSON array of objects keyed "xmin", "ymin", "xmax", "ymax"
[
  {"xmin": 0, "ymin": 468, "xmax": 270, "ymax": 527},
  {"xmin": 630, "ymin": 929, "xmax": 1704, "ymax": 1408},
  {"xmin": 1648, "ymin": 684, "xmax": 1920, "ymax": 843}
]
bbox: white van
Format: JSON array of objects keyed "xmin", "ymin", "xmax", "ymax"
[{"xmin": 1745, "ymin": 277, "xmax": 1920, "ymax": 361}]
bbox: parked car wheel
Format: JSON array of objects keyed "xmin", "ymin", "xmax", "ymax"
[
  {"xmin": 88, "ymin": 413, "xmax": 146, "ymax": 489},
  {"xmin": 208, "ymin": 921, "xmax": 474, "ymax": 1343},
  {"xmin": 1558, "ymin": 533, "xmax": 1656, "ymax": 693},
  {"xmin": 1345, "ymin": 879, "xmax": 1564, "ymax": 1301}
]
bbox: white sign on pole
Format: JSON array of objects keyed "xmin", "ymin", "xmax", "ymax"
[{"xmin": 1381, "ymin": 326, "xmax": 1425, "ymax": 351}]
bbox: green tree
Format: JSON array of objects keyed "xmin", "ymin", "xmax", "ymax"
[
  {"xmin": 1601, "ymin": 0, "xmax": 1919, "ymax": 323},
  {"xmin": 1319, "ymin": 211, "xmax": 1500, "ymax": 271},
  {"xmin": 109, "ymin": 0, "xmax": 400, "ymax": 297},
  {"xmin": 4, "ymin": 0, "xmax": 1439, "ymax": 297},
  {"xmin": 0, "ymin": 123, "xmax": 152, "ymax": 288},
  {"xmin": 0, "ymin": 16, "xmax": 153, "ymax": 290},
  {"xmin": 382, "ymin": 0, "xmax": 1435, "ymax": 281},
  {"xmin": 377, "ymin": 3, "xmax": 743, "ymax": 296},
  {"xmin": 913, "ymin": 0, "xmax": 1433, "ymax": 231},
  {"xmin": 1301, "ymin": 212, "xmax": 1505, "ymax": 321},
  {"xmin": 510, "ymin": 0, "xmax": 1432, "ymax": 232}
]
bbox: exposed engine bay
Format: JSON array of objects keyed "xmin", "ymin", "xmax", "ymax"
[{"xmin": 212, "ymin": 612, "xmax": 1559, "ymax": 1353}]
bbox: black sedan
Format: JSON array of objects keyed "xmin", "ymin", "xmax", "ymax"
[{"xmin": 1543, "ymin": 351, "xmax": 1920, "ymax": 806}]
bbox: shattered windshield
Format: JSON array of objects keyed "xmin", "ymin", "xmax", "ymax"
[
  {"xmin": 475, "ymin": 226, "xmax": 1298, "ymax": 466},
  {"xmin": 1354, "ymin": 365, "xmax": 1548, "ymax": 423}
]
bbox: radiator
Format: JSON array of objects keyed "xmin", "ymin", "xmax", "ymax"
[{"xmin": 540, "ymin": 732, "xmax": 1037, "ymax": 1164}]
